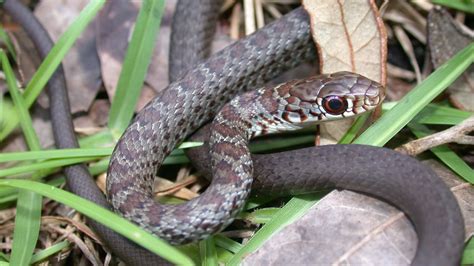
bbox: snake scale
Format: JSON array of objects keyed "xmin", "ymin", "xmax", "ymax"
[{"xmin": 3, "ymin": 0, "xmax": 465, "ymax": 265}]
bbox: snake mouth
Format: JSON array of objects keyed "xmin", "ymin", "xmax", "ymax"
[
  {"xmin": 350, "ymin": 85, "xmax": 384, "ymax": 114},
  {"xmin": 361, "ymin": 81, "xmax": 385, "ymax": 110}
]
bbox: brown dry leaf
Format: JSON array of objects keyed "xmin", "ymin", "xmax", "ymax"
[
  {"xmin": 427, "ymin": 7, "xmax": 474, "ymax": 112},
  {"xmin": 243, "ymin": 160, "xmax": 472, "ymax": 265},
  {"xmin": 154, "ymin": 177, "xmax": 199, "ymax": 200},
  {"xmin": 34, "ymin": 0, "xmax": 102, "ymax": 114},
  {"xmin": 73, "ymin": 99, "xmax": 110, "ymax": 135},
  {"xmin": 10, "ymin": 29, "xmax": 40, "ymax": 85},
  {"xmin": 96, "ymin": 0, "xmax": 232, "ymax": 111},
  {"xmin": 319, "ymin": 119, "xmax": 355, "ymax": 145},
  {"xmin": 301, "ymin": 0, "xmax": 387, "ymax": 141},
  {"xmin": 243, "ymin": 190, "xmax": 416, "ymax": 265},
  {"xmin": 302, "ymin": 0, "xmax": 387, "ymax": 85},
  {"xmin": 425, "ymin": 161, "xmax": 474, "ymax": 239},
  {"xmin": 95, "ymin": 0, "xmax": 169, "ymax": 109}
]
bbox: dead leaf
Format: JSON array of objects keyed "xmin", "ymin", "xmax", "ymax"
[
  {"xmin": 302, "ymin": 0, "xmax": 387, "ymax": 85},
  {"xmin": 243, "ymin": 190, "xmax": 416, "ymax": 265},
  {"xmin": 319, "ymin": 119, "xmax": 355, "ymax": 145},
  {"xmin": 34, "ymin": 0, "xmax": 102, "ymax": 114},
  {"xmin": 427, "ymin": 7, "xmax": 474, "ymax": 111},
  {"xmin": 424, "ymin": 160, "xmax": 474, "ymax": 239},
  {"xmin": 154, "ymin": 176, "xmax": 199, "ymax": 200},
  {"xmin": 95, "ymin": 0, "xmax": 175, "ymax": 110},
  {"xmin": 96, "ymin": 0, "xmax": 232, "ymax": 112},
  {"xmin": 72, "ymin": 99, "xmax": 109, "ymax": 136}
]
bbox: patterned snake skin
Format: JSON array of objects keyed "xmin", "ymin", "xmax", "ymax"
[
  {"xmin": 106, "ymin": 6, "xmax": 317, "ymax": 244},
  {"xmin": 4, "ymin": 0, "xmax": 462, "ymax": 264},
  {"xmin": 106, "ymin": 1, "xmax": 465, "ymax": 265}
]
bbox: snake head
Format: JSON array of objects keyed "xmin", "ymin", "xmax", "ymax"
[
  {"xmin": 276, "ymin": 71, "xmax": 384, "ymax": 126},
  {"xmin": 248, "ymin": 71, "xmax": 384, "ymax": 137}
]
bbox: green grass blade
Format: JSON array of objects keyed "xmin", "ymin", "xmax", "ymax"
[
  {"xmin": 0, "ymin": 100, "xmax": 15, "ymax": 139},
  {"xmin": 200, "ymin": 237, "xmax": 218, "ymax": 266},
  {"xmin": 0, "ymin": 177, "xmax": 65, "ymax": 205},
  {"xmin": 0, "ymin": 147, "xmax": 113, "ymax": 162},
  {"xmin": 108, "ymin": 0, "xmax": 165, "ymax": 137},
  {"xmin": 1, "ymin": 51, "xmax": 40, "ymax": 149},
  {"xmin": 0, "ymin": 140, "xmax": 203, "ymax": 163},
  {"xmin": 462, "ymin": 237, "xmax": 474, "ymax": 264},
  {"xmin": 0, "ymin": 179, "xmax": 194, "ymax": 265},
  {"xmin": 2, "ymin": 50, "xmax": 42, "ymax": 266},
  {"xmin": 30, "ymin": 240, "xmax": 70, "ymax": 264},
  {"xmin": 0, "ymin": 0, "xmax": 106, "ymax": 141},
  {"xmin": 431, "ymin": 0, "xmax": 474, "ymax": 14},
  {"xmin": 0, "ymin": 84, "xmax": 3, "ymax": 132},
  {"xmin": 0, "ymin": 157, "xmax": 101, "ymax": 178},
  {"xmin": 10, "ymin": 191, "xmax": 42, "ymax": 265},
  {"xmin": 240, "ymin": 207, "xmax": 280, "ymax": 224},
  {"xmin": 0, "ymin": 26, "xmax": 17, "ymax": 60},
  {"xmin": 338, "ymin": 113, "xmax": 370, "ymax": 144},
  {"xmin": 355, "ymin": 43, "xmax": 474, "ymax": 146},
  {"xmin": 0, "ymin": 252, "xmax": 9, "ymax": 262},
  {"xmin": 214, "ymin": 235, "xmax": 242, "ymax": 254},
  {"xmin": 0, "ymin": 192, "xmax": 19, "ymax": 204},
  {"xmin": 0, "ymin": 151, "xmax": 192, "ymax": 178},
  {"xmin": 413, "ymin": 104, "xmax": 472, "ymax": 125}
]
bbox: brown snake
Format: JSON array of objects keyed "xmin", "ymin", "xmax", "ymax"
[{"xmin": 2, "ymin": 0, "xmax": 463, "ymax": 265}]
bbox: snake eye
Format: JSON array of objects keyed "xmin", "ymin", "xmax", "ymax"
[{"xmin": 322, "ymin": 96, "xmax": 347, "ymax": 115}]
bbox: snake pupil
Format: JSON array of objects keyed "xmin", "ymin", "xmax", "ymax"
[{"xmin": 322, "ymin": 96, "xmax": 347, "ymax": 115}]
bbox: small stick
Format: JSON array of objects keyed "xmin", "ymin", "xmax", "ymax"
[{"xmin": 396, "ymin": 115, "xmax": 474, "ymax": 156}]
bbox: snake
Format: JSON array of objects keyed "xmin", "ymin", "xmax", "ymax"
[{"xmin": 3, "ymin": 0, "xmax": 465, "ymax": 265}]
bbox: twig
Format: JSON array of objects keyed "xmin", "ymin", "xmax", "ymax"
[
  {"xmin": 230, "ymin": 3, "xmax": 242, "ymax": 40},
  {"xmin": 393, "ymin": 26, "xmax": 422, "ymax": 83},
  {"xmin": 396, "ymin": 115, "xmax": 474, "ymax": 156},
  {"xmin": 244, "ymin": 0, "xmax": 256, "ymax": 35},
  {"xmin": 47, "ymin": 225, "xmax": 102, "ymax": 266},
  {"xmin": 255, "ymin": 0, "xmax": 265, "ymax": 29},
  {"xmin": 154, "ymin": 175, "xmax": 199, "ymax": 199}
]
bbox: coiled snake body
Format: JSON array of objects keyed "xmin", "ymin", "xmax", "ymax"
[
  {"xmin": 3, "ymin": 0, "xmax": 464, "ymax": 265},
  {"xmin": 107, "ymin": 1, "xmax": 464, "ymax": 265}
]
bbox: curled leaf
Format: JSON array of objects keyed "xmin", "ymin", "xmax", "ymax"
[{"xmin": 303, "ymin": 0, "xmax": 387, "ymax": 85}]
